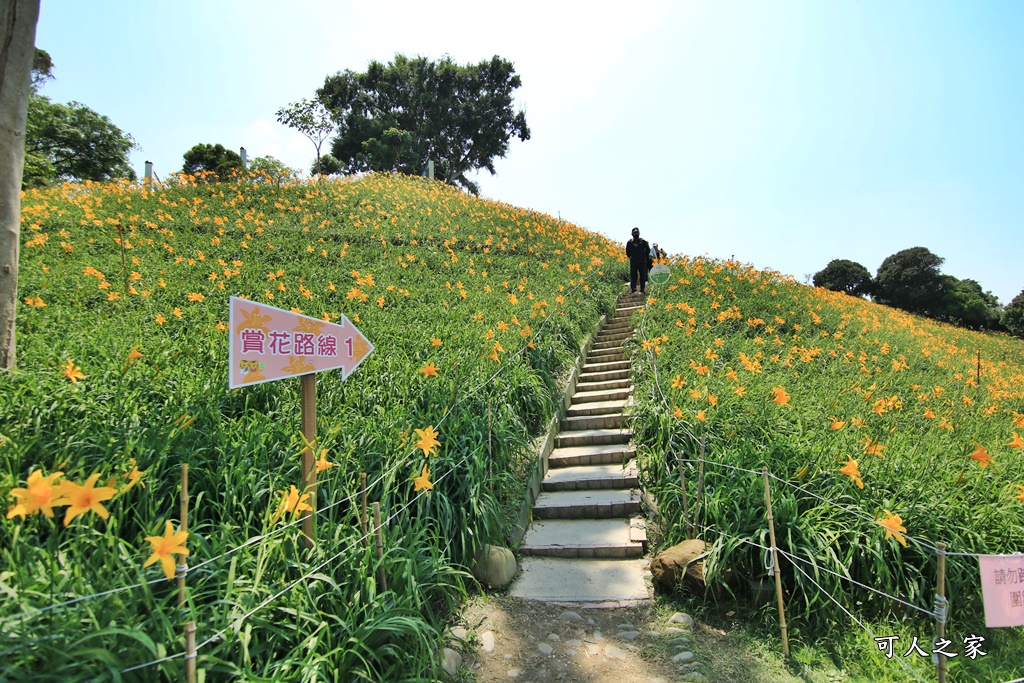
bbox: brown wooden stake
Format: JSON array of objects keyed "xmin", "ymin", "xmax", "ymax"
[
  {"xmin": 184, "ymin": 620, "xmax": 196, "ymax": 683},
  {"xmin": 488, "ymin": 404, "xmax": 493, "ymax": 495},
  {"xmin": 696, "ymin": 436, "xmax": 706, "ymax": 531},
  {"xmin": 762, "ymin": 466, "xmax": 789, "ymax": 658},
  {"xmin": 300, "ymin": 373, "xmax": 317, "ymax": 549},
  {"xmin": 372, "ymin": 502, "xmax": 387, "ymax": 592},
  {"xmin": 177, "ymin": 463, "xmax": 189, "ymax": 607},
  {"xmin": 359, "ymin": 472, "xmax": 368, "ymax": 548},
  {"xmin": 676, "ymin": 452, "xmax": 691, "ymax": 539},
  {"xmin": 936, "ymin": 542, "xmax": 948, "ymax": 683}
]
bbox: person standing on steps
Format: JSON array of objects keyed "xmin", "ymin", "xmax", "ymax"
[{"xmin": 625, "ymin": 227, "xmax": 651, "ymax": 295}]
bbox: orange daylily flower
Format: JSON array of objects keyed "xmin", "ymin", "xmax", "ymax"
[
  {"xmin": 142, "ymin": 521, "xmax": 190, "ymax": 580},
  {"xmin": 830, "ymin": 418, "xmax": 846, "ymax": 430},
  {"xmin": 5, "ymin": 470, "xmax": 66, "ymax": 519},
  {"xmin": 413, "ymin": 464, "xmax": 433, "ymax": 495},
  {"xmin": 1007, "ymin": 432, "xmax": 1024, "ymax": 449},
  {"xmin": 57, "ymin": 473, "xmax": 117, "ymax": 527},
  {"xmin": 968, "ymin": 443, "xmax": 994, "ymax": 468},
  {"xmin": 839, "ymin": 457, "xmax": 864, "ymax": 489},
  {"xmin": 877, "ymin": 510, "xmax": 908, "ymax": 547},
  {"xmin": 862, "ymin": 438, "xmax": 886, "ymax": 457},
  {"xmin": 61, "ymin": 358, "xmax": 85, "ymax": 384},
  {"xmin": 418, "ymin": 362, "xmax": 439, "ymax": 377},
  {"xmin": 315, "ymin": 450, "xmax": 334, "ymax": 473},
  {"xmin": 771, "ymin": 386, "xmax": 790, "ymax": 406},
  {"xmin": 414, "ymin": 426, "xmax": 441, "ymax": 456}
]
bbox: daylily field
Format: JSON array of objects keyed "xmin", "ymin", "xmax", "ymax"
[
  {"xmin": 628, "ymin": 258, "xmax": 1024, "ymax": 681},
  {"xmin": 2, "ymin": 172, "xmax": 1023, "ymax": 682}
]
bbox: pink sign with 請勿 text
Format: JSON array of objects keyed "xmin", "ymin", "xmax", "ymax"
[
  {"xmin": 979, "ymin": 554, "xmax": 1024, "ymax": 627},
  {"xmin": 228, "ymin": 296, "xmax": 373, "ymax": 389}
]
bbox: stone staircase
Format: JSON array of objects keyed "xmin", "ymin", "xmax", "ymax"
[{"xmin": 510, "ymin": 291, "xmax": 650, "ymax": 604}]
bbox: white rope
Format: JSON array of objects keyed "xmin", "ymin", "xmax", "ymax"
[
  {"xmin": 776, "ymin": 549, "xmax": 936, "ymax": 618},
  {"xmin": 787, "ymin": 558, "xmax": 931, "ymax": 683}
]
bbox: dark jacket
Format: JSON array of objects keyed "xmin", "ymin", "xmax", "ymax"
[{"xmin": 626, "ymin": 237, "xmax": 650, "ymax": 266}]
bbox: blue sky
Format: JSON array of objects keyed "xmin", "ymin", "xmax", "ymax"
[{"xmin": 36, "ymin": 1, "xmax": 1023, "ymax": 305}]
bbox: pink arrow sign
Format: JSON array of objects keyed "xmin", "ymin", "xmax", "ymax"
[{"xmin": 228, "ymin": 296, "xmax": 374, "ymax": 389}]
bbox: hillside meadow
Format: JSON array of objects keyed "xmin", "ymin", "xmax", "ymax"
[
  {"xmin": 2, "ymin": 172, "xmax": 625, "ymax": 681},
  {"xmin": 629, "ymin": 256, "xmax": 1024, "ymax": 682},
  {"xmin": 3, "ymin": 172, "xmax": 1023, "ymax": 682}
]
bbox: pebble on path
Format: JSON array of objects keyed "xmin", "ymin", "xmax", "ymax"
[
  {"xmin": 537, "ymin": 642, "xmax": 554, "ymax": 655},
  {"xmin": 559, "ymin": 611, "xmax": 583, "ymax": 621},
  {"xmin": 480, "ymin": 630, "xmax": 495, "ymax": 652},
  {"xmin": 672, "ymin": 651, "xmax": 695, "ymax": 663}
]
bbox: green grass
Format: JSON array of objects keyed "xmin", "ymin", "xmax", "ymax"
[
  {"xmin": 630, "ymin": 255, "xmax": 1024, "ymax": 682},
  {"xmin": 2, "ymin": 172, "xmax": 625, "ymax": 681}
]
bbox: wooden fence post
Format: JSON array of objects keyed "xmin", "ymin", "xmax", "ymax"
[
  {"xmin": 372, "ymin": 502, "xmax": 387, "ymax": 592},
  {"xmin": 936, "ymin": 542, "xmax": 948, "ymax": 683},
  {"xmin": 359, "ymin": 472, "xmax": 368, "ymax": 548},
  {"xmin": 178, "ymin": 464, "xmax": 189, "ymax": 607},
  {"xmin": 762, "ymin": 466, "xmax": 789, "ymax": 658},
  {"xmin": 184, "ymin": 620, "xmax": 196, "ymax": 683},
  {"xmin": 675, "ymin": 452, "xmax": 691, "ymax": 539},
  {"xmin": 696, "ymin": 435, "xmax": 706, "ymax": 531},
  {"xmin": 300, "ymin": 374, "xmax": 317, "ymax": 549}
]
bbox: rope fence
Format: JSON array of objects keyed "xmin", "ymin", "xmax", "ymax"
[
  {"xmin": 625, "ymin": 293, "xmax": 1019, "ymax": 683},
  {"xmin": 3, "ymin": 279, "xmax": 607, "ymax": 678}
]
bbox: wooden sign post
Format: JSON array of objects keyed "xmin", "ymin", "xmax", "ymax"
[{"xmin": 228, "ymin": 297, "xmax": 374, "ymax": 548}]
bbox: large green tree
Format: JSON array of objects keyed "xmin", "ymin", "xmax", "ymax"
[
  {"xmin": 1002, "ymin": 289, "xmax": 1024, "ymax": 338},
  {"xmin": 182, "ymin": 143, "xmax": 242, "ymax": 179},
  {"xmin": 24, "ymin": 97, "xmax": 137, "ymax": 187},
  {"xmin": 937, "ymin": 276, "xmax": 1001, "ymax": 329},
  {"xmin": 812, "ymin": 259, "xmax": 873, "ymax": 297},
  {"xmin": 873, "ymin": 247, "xmax": 947, "ymax": 316},
  {"xmin": 22, "ymin": 49, "xmax": 136, "ymax": 188},
  {"xmin": 318, "ymin": 54, "xmax": 530, "ymax": 194}
]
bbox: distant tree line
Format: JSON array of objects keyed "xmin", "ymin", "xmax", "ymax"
[{"xmin": 813, "ymin": 247, "xmax": 1023, "ymax": 337}]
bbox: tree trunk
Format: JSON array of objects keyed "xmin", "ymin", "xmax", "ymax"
[{"xmin": 0, "ymin": 0, "xmax": 40, "ymax": 370}]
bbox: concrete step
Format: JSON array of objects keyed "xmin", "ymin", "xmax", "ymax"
[
  {"xmin": 520, "ymin": 518, "xmax": 646, "ymax": 558},
  {"xmin": 575, "ymin": 378, "xmax": 631, "ymax": 392},
  {"xmin": 578, "ymin": 368, "xmax": 629, "ymax": 383},
  {"xmin": 541, "ymin": 460, "xmax": 638, "ymax": 491},
  {"xmin": 616, "ymin": 304, "xmax": 645, "ymax": 313},
  {"xmin": 561, "ymin": 413, "xmax": 624, "ymax": 431},
  {"xmin": 549, "ymin": 443, "xmax": 636, "ymax": 468},
  {"xmin": 555, "ymin": 428, "xmax": 631, "ymax": 448},
  {"xmin": 510, "ymin": 557, "xmax": 650, "ymax": 602},
  {"xmin": 587, "ymin": 350, "xmax": 626, "ymax": 363},
  {"xmin": 592, "ymin": 339, "xmax": 626, "ymax": 351},
  {"xmin": 532, "ymin": 488, "xmax": 641, "ymax": 519},
  {"xmin": 593, "ymin": 329, "xmax": 630, "ymax": 339},
  {"xmin": 582, "ymin": 360, "xmax": 630, "ymax": 373},
  {"xmin": 566, "ymin": 399, "xmax": 629, "ymax": 417},
  {"xmin": 603, "ymin": 319, "xmax": 634, "ymax": 329},
  {"xmin": 572, "ymin": 386, "xmax": 632, "ymax": 403}
]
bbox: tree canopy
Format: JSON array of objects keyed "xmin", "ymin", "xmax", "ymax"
[
  {"xmin": 276, "ymin": 97, "xmax": 334, "ymax": 175},
  {"xmin": 1002, "ymin": 289, "xmax": 1024, "ymax": 338},
  {"xmin": 182, "ymin": 143, "xmax": 243, "ymax": 179},
  {"xmin": 812, "ymin": 259, "xmax": 873, "ymax": 297},
  {"xmin": 937, "ymin": 276, "xmax": 1001, "ymax": 329},
  {"xmin": 24, "ymin": 97, "xmax": 136, "ymax": 187},
  {"xmin": 318, "ymin": 54, "xmax": 530, "ymax": 194},
  {"xmin": 873, "ymin": 247, "xmax": 947, "ymax": 316},
  {"xmin": 23, "ymin": 50, "xmax": 136, "ymax": 188}
]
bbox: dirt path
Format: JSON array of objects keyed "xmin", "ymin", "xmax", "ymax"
[{"xmin": 451, "ymin": 595, "xmax": 705, "ymax": 682}]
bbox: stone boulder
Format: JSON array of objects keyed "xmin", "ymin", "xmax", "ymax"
[
  {"xmin": 650, "ymin": 539, "xmax": 714, "ymax": 594},
  {"xmin": 472, "ymin": 544, "xmax": 518, "ymax": 588}
]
